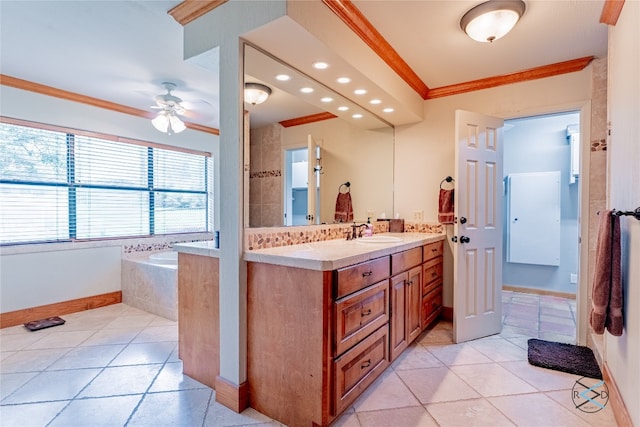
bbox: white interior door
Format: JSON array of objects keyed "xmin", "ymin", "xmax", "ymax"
[
  {"xmin": 454, "ymin": 110, "xmax": 504, "ymax": 343},
  {"xmin": 307, "ymin": 135, "xmax": 322, "ymax": 225}
]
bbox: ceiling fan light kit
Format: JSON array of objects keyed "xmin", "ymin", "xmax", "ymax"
[
  {"xmin": 244, "ymin": 82, "xmax": 272, "ymax": 105},
  {"xmin": 151, "ymin": 82, "xmax": 186, "ymax": 134},
  {"xmin": 461, "ymin": 0, "xmax": 526, "ymax": 43}
]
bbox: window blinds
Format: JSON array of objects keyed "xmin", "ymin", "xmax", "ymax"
[{"xmin": 0, "ymin": 120, "xmax": 213, "ymax": 245}]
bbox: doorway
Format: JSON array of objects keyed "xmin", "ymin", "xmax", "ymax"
[
  {"xmin": 284, "ymin": 147, "xmax": 308, "ymax": 226},
  {"xmin": 501, "ymin": 111, "xmax": 581, "ymax": 343}
]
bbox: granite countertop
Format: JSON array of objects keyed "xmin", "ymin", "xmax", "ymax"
[
  {"xmin": 174, "ymin": 241, "xmax": 220, "ymax": 258},
  {"xmin": 243, "ymin": 232, "xmax": 446, "ymax": 271}
]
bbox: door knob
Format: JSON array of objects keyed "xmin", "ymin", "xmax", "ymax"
[
  {"xmin": 451, "ymin": 236, "xmax": 458, "ymax": 243},
  {"xmin": 460, "ymin": 217, "xmax": 467, "ymax": 224},
  {"xmin": 460, "ymin": 236, "xmax": 470, "ymax": 244}
]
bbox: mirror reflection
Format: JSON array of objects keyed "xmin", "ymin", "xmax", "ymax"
[{"xmin": 244, "ymin": 44, "xmax": 394, "ymax": 228}]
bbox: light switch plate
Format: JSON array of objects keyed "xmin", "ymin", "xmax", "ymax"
[{"xmin": 413, "ymin": 210, "xmax": 423, "ymax": 222}]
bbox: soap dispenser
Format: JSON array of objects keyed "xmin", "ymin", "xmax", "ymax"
[{"xmin": 365, "ymin": 217, "xmax": 373, "ymax": 237}]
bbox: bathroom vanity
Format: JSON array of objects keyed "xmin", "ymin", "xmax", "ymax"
[{"xmin": 244, "ymin": 233, "xmax": 445, "ymax": 427}]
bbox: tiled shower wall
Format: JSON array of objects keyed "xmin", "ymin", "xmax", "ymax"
[{"xmin": 249, "ymin": 123, "xmax": 283, "ymax": 227}]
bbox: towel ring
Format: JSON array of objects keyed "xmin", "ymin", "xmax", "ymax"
[
  {"xmin": 440, "ymin": 176, "xmax": 454, "ymax": 189},
  {"xmin": 339, "ymin": 181, "xmax": 351, "ymax": 193}
]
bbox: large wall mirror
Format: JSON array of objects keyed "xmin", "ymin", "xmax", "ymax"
[{"xmin": 244, "ymin": 43, "xmax": 394, "ymax": 228}]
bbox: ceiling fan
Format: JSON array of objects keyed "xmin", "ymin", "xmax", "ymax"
[{"xmin": 151, "ymin": 82, "xmax": 186, "ymax": 134}]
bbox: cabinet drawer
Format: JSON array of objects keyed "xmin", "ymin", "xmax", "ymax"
[
  {"xmin": 333, "ymin": 325, "xmax": 389, "ymax": 415},
  {"xmin": 335, "ymin": 256, "xmax": 390, "ymax": 299},
  {"xmin": 335, "ymin": 280, "xmax": 389, "ymax": 356},
  {"xmin": 391, "ymin": 247, "xmax": 422, "ymax": 276},
  {"xmin": 422, "ymin": 257, "xmax": 443, "ymax": 295},
  {"xmin": 423, "ymin": 240, "xmax": 444, "ymax": 262},
  {"xmin": 422, "ymin": 289, "xmax": 443, "ymax": 329}
]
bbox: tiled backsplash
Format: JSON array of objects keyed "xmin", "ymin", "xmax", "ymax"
[{"xmin": 245, "ymin": 221, "xmax": 443, "ymax": 250}]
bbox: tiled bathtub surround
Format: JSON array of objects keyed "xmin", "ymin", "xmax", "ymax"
[
  {"xmin": 244, "ymin": 221, "xmax": 443, "ymax": 250},
  {"xmin": 121, "ymin": 233, "xmax": 214, "ymax": 257},
  {"xmin": 122, "ymin": 255, "xmax": 177, "ymax": 321}
]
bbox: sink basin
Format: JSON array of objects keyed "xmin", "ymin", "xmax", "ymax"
[{"xmin": 356, "ymin": 235, "xmax": 403, "ymax": 244}]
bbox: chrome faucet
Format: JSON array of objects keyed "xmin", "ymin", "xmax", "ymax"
[{"xmin": 346, "ymin": 223, "xmax": 368, "ymax": 240}]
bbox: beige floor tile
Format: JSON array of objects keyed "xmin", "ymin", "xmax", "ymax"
[
  {"xmin": 396, "ymin": 366, "xmax": 480, "ymax": 404},
  {"xmin": 204, "ymin": 401, "xmax": 275, "ymax": 426},
  {"xmin": 426, "ymin": 398, "xmax": 516, "ymax": 426},
  {"xmin": 108, "ymin": 341, "xmax": 175, "ymax": 366},
  {"xmin": 0, "ymin": 371, "xmax": 38, "ymax": 400},
  {"xmin": 78, "ymin": 364, "xmax": 162, "ymax": 398},
  {"xmin": 0, "ymin": 400, "xmax": 68, "ymax": 426},
  {"xmin": 391, "ymin": 343, "xmax": 443, "ymax": 371},
  {"xmin": 2, "ymin": 368, "xmax": 101, "ymax": 404},
  {"xmin": 357, "ymin": 405, "xmax": 438, "ymax": 427},
  {"xmin": 332, "ymin": 408, "xmax": 361, "ymax": 427},
  {"xmin": 0, "ymin": 330, "xmax": 49, "ymax": 351},
  {"xmin": 500, "ymin": 360, "xmax": 579, "ymax": 391},
  {"xmin": 489, "ymin": 393, "xmax": 592, "ymax": 427},
  {"xmin": 46, "ymin": 344, "xmax": 124, "ymax": 370},
  {"xmin": 79, "ymin": 327, "xmax": 142, "ymax": 346},
  {"xmin": 0, "ymin": 348, "xmax": 70, "ymax": 374},
  {"xmin": 149, "ymin": 361, "xmax": 207, "ymax": 392},
  {"xmin": 24, "ymin": 330, "xmax": 96, "ymax": 350},
  {"xmin": 545, "ymin": 389, "xmax": 618, "ymax": 426},
  {"xmin": 103, "ymin": 313, "xmax": 155, "ymax": 329},
  {"xmin": 416, "ymin": 327, "xmax": 454, "ymax": 345},
  {"xmin": 48, "ymin": 394, "xmax": 143, "ymax": 427},
  {"xmin": 128, "ymin": 388, "xmax": 211, "ymax": 426},
  {"xmin": 468, "ymin": 337, "xmax": 528, "ymax": 362},
  {"xmin": 425, "ymin": 342, "xmax": 493, "ymax": 366},
  {"xmin": 352, "ymin": 370, "xmax": 420, "ymax": 412},
  {"xmin": 449, "ymin": 363, "xmax": 537, "ymax": 397},
  {"xmin": 132, "ymin": 324, "xmax": 178, "ymax": 343}
]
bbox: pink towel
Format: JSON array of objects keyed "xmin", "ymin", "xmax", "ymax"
[
  {"xmin": 334, "ymin": 191, "xmax": 353, "ymax": 223},
  {"xmin": 590, "ymin": 210, "xmax": 623, "ymax": 336},
  {"xmin": 438, "ymin": 189, "xmax": 455, "ymax": 224}
]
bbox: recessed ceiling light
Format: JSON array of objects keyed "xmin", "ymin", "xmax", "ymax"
[
  {"xmin": 300, "ymin": 87, "xmax": 314, "ymax": 94},
  {"xmin": 383, "ymin": 107, "xmax": 395, "ymax": 113},
  {"xmin": 337, "ymin": 77, "xmax": 351, "ymax": 84},
  {"xmin": 313, "ymin": 61, "xmax": 329, "ymax": 70},
  {"xmin": 354, "ymin": 89, "xmax": 367, "ymax": 95},
  {"xmin": 275, "ymin": 74, "xmax": 291, "ymax": 81},
  {"xmin": 338, "ymin": 106, "xmax": 349, "ymax": 111},
  {"xmin": 352, "ymin": 113, "xmax": 363, "ymax": 119},
  {"xmin": 320, "ymin": 97, "xmax": 333, "ymax": 103},
  {"xmin": 370, "ymin": 99, "xmax": 382, "ymax": 105}
]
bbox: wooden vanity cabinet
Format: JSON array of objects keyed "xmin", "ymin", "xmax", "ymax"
[
  {"xmin": 422, "ymin": 241, "xmax": 444, "ymax": 328},
  {"xmin": 390, "ymin": 247, "xmax": 423, "ymax": 361}
]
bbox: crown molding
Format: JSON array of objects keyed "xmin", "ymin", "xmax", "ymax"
[
  {"xmin": 279, "ymin": 112, "xmax": 338, "ymax": 128},
  {"xmin": 168, "ymin": 0, "xmax": 228, "ymax": 26},
  {"xmin": 600, "ymin": 0, "xmax": 625, "ymax": 25},
  {"xmin": 426, "ymin": 57, "xmax": 594, "ymax": 99},
  {"xmin": 321, "ymin": 0, "xmax": 429, "ymax": 99},
  {"xmin": 0, "ymin": 74, "xmax": 220, "ymax": 135}
]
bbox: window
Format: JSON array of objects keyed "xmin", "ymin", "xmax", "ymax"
[{"xmin": 0, "ymin": 118, "xmax": 213, "ymax": 245}]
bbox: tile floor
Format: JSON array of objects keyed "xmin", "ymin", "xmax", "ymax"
[{"xmin": 0, "ymin": 292, "xmax": 617, "ymax": 427}]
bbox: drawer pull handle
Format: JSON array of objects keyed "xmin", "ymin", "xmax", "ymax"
[
  {"xmin": 432, "ymin": 248, "xmax": 438, "ymax": 252},
  {"xmin": 361, "ymin": 359, "xmax": 371, "ymax": 369},
  {"xmin": 362, "ymin": 271, "xmax": 373, "ymax": 277},
  {"xmin": 407, "ymin": 280, "xmax": 413, "ymax": 286},
  {"xmin": 431, "ymin": 272, "xmax": 437, "ymax": 278},
  {"xmin": 361, "ymin": 309, "xmax": 372, "ymax": 317}
]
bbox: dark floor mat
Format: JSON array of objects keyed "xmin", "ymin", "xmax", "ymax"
[
  {"xmin": 24, "ymin": 316, "xmax": 65, "ymax": 331},
  {"xmin": 528, "ymin": 338, "xmax": 602, "ymax": 379}
]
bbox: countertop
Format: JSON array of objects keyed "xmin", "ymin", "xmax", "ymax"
[
  {"xmin": 243, "ymin": 232, "xmax": 446, "ymax": 271},
  {"xmin": 174, "ymin": 241, "xmax": 220, "ymax": 258}
]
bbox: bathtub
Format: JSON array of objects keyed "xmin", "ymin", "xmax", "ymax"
[{"xmin": 122, "ymin": 251, "xmax": 178, "ymax": 320}]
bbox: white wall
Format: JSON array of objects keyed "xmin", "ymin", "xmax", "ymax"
[
  {"xmin": 0, "ymin": 86, "xmax": 219, "ymax": 313},
  {"xmin": 605, "ymin": 2, "xmax": 640, "ymax": 424},
  {"xmin": 395, "ymin": 68, "xmax": 593, "ymax": 307}
]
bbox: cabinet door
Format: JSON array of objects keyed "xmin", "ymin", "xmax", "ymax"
[
  {"xmin": 389, "ymin": 272, "xmax": 407, "ymax": 361},
  {"xmin": 407, "ymin": 265, "xmax": 423, "ymax": 343}
]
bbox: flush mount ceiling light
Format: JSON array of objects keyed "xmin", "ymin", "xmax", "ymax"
[
  {"xmin": 460, "ymin": 0, "xmax": 526, "ymax": 43},
  {"xmin": 244, "ymin": 82, "xmax": 272, "ymax": 105}
]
